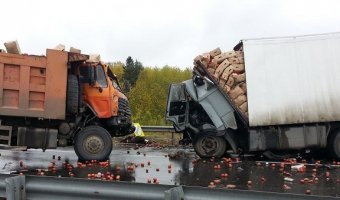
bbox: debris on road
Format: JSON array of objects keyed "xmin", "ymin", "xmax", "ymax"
[{"xmin": 0, "ymin": 145, "xmax": 338, "ymax": 197}]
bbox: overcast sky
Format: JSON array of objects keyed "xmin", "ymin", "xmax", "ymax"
[{"xmin": 1, "ymin": 0, "xmax": 340, "ymax": 68}]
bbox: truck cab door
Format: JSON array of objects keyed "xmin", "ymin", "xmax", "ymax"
[
  {"xmin": 82, "ymin": 65, "xmax": 112, "ymax": 118},
  {"xmin": 166, "ymin": 83, "xmax": 187, "ymax": 131}
]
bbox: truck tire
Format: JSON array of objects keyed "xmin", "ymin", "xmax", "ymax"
[
  {"xmin": 193, "ymin": 135, "xmax": 226, "ymax": 158},
  {"xmin": 328, "ymin": 130, "xmax": 340, "ymax": 161},
  {"xmin": 74, "ymin": 126, "xmax": 112, "ymax": 161},
  {"xmin": 66, "ymin": 75, "xmax": 79, "ymax": 114}
]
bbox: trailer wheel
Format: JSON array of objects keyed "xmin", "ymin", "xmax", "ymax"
[
  {"xmin": 74, "ymin": 126, "xmax": 112, "ymax": 161},
  {"xmin": 193, "ymin": 135, "xmax": 226, "ymax": 158},
  {"xmin": 66, "ymin": 75, "xmax": 79, "ymax": 114},
  {"xmin": 328, "ymin": 130, "xmax": 340, "ymax": 161}
]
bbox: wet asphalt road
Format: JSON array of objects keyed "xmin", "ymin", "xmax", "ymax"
[{"xmin": 0, "ymin": 144, "xmax": 339, "ymax": 198}]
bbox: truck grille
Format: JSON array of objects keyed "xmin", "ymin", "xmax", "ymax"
[{"xmin": 118, "ymin": 98, "xmax": 131, "ymax": 118}]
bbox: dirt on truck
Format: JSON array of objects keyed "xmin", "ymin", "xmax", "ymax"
[
  {"xmin": 166, "ymin": 32, "xmax": 340, "ymax": 160},
  {"xmin": 0, "ymin": 41, "xmax": 134, "ymax": 161}
]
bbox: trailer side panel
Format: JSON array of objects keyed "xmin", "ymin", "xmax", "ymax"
[{"xmin": 244, "ymin": 33, "xmax": 340, "ymax": 126}]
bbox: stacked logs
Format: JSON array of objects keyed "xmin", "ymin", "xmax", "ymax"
[{"xmin": 194, "ymin": 47, "xmax": 248, "ymax": 118}]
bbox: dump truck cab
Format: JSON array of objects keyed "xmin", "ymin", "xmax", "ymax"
[
  {"xmin": 0, "ymin": 47, "xmax": 134, "ymax": 161},
  {"xmin": 78, "ymin": 61, "xmax": 133, "ymax": 134},
  {"xmin": 63, "ymin": 54, "xmax": 135, "ymax": 160}
]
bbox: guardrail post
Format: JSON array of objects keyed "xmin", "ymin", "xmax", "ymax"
[
  {"xmin": 164, "ymin": 186, "xmax": 184, "ymax": 200},
  {"xmin": 5, "ymin": 175, "xmax": 26, "ymax": 200}
]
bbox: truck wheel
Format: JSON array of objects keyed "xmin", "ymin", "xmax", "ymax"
[
  {"xmin": 74, "ymin": 126, "xmax": 112, "ymax": 161},
  {"xmin": 194, "ymin": 135, "xmax": 226, "ymax": 158},
  {"xmin": 328, "ymin": 130, "xmax": 340, "ymax": 160},
  {"xmin": 66, "ymin": 75, "xmax": 79, "ymax": 114}
]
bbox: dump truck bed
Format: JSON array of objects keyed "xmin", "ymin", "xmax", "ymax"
[
  {"xmin": 243, "ymin": 32, "xmax": 340, "ymax": 126},
  {"xmin": 0, "ymin": 49, "xmax": 68, "ymax": 119}
]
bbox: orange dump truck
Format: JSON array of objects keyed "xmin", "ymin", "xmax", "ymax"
[{"xmin": 0, "ymin": 48, "xmax": 134, "ymax": 160}]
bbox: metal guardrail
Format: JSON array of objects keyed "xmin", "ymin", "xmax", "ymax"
[
  {"xmin": 141, "ymin": 126, "xmax": 177, "ymax": 145},
  {"xmin": 141, "ymin": 126, "xmax": 175, "ymax": 133},
  {"xmin": 0, "ymin": 174, "xmax": 336, "ymax": 200}
]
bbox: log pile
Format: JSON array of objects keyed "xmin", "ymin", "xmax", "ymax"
[{"xmin": 194, "ymin": 47, "xmax": 248, "ymax": 118}]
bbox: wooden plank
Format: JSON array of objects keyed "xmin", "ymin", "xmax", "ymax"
[
  {"xmin": 231, "ymin": 73, "xmax": 246, "ymax": 83},
  {"xmin": 239, "ymin": 101, "xmax": 248, "ymax": 113},
  {"xmin": 54, "ymin": 44, "xmax": 65, "ymax": 51},
  {"xmin": 209, "ymin": 47, "xmax": 221, "ymax": 57},
  {"xmin": 233, "ymin": 95, "xmax": 247, "ymax": 106},
  {"xmin": 228, "ymin": 84, "xmax": 245, "ymax": 99},
  {"xmin": 202, "ymin": 53, "xmax": 211, "ymax": 67},
  {"xmin": 218, "ymin": 79, "xmax": 226, "ymax": 88},
  {"xmin": 208, "ymin": 59, "xmax": 218, "ymax": 69},
  {"xmin": 223, "ymin": 84, "xmax": 230, "ymax": 93},
  {"xmin": 239, "ymin": 82, "xmax": 247, "ymax": 94},
  {"xmin": 220, "ymin": 66, "xmax": 234, "ymax": 81},
  {"xmin": 234, "ymin": 51, "xmax": 244, "ymax": 57},
  {"xmin": 68, "ymin": 52, "xmax": 89, "ymax": 62},
  {"xmin": 226, "ymin": 77, "xmax": 235, "ymax": 87},
  {"xmin": 70, "ymin": 47, "xmax": 81, "ymax": 54},
  {"xmin": 214, "ymin": 59, "xmax": 230, "ymax": 78},
  {"xmin": 4, "ymin": 40, "xmax": 21, "ymax": 54},
  {"xmin": 87, "ymin": 54, "xmax": 100, "ymax": 63},
  {"xmin": 232, "ymin": 64, "xmax": 245, "ymax": 73},
  {"xmin": 207, "ymin": 68, "xmax": 215, "ymax": 74},
  {"xmin": 213, "ymin": 52, "xmax": 228, "ymax": 64},
  {"xmin": 224, "ymin": 51, "xmax": 236, "ymax": 58}
]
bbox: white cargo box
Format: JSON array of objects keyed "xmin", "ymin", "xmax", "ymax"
[{"xmin": 243, "ymin": 32, "xmax": 340, "ymax": 126}]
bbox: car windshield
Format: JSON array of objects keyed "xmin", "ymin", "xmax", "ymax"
[
  {"xmin": 96, "ymin": 65, "xmax": 108, "ymax": 88},
  {"xmin": 111, "ymin": 78, "xmax": 121, "ymax": 90},
  {"xmin": 169, "ymin": 84, "xmax": 186, "ymax": 102},
  {"xmin": 106, "ymin": 67, "xmax": 122, "ymax": 91}
]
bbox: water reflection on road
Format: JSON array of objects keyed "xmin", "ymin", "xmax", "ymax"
[{"xmin": 0, "ymin": 144, "xmax": 338, "ymax": 197}]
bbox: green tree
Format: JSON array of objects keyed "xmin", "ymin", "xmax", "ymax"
[
  {"xmin": 123, "ymin": 56, "xmax": 144, "ymax": 91},
  {"xmin": 129, "ymin": 66, "xmax": 191, "ymax": 125},
  {"xmin": 108, "ymin": 61, "xmax": 124, "ymax": 86}
]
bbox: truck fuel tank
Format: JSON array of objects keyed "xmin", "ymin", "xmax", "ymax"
[{"xmin": 17, "ymin": 127, "xmax": 58, "ymax": 149}]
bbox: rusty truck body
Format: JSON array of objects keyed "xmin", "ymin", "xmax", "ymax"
[{"xmin": 0, "ymin": 49, "xmax": 134, "ymax": 160}]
